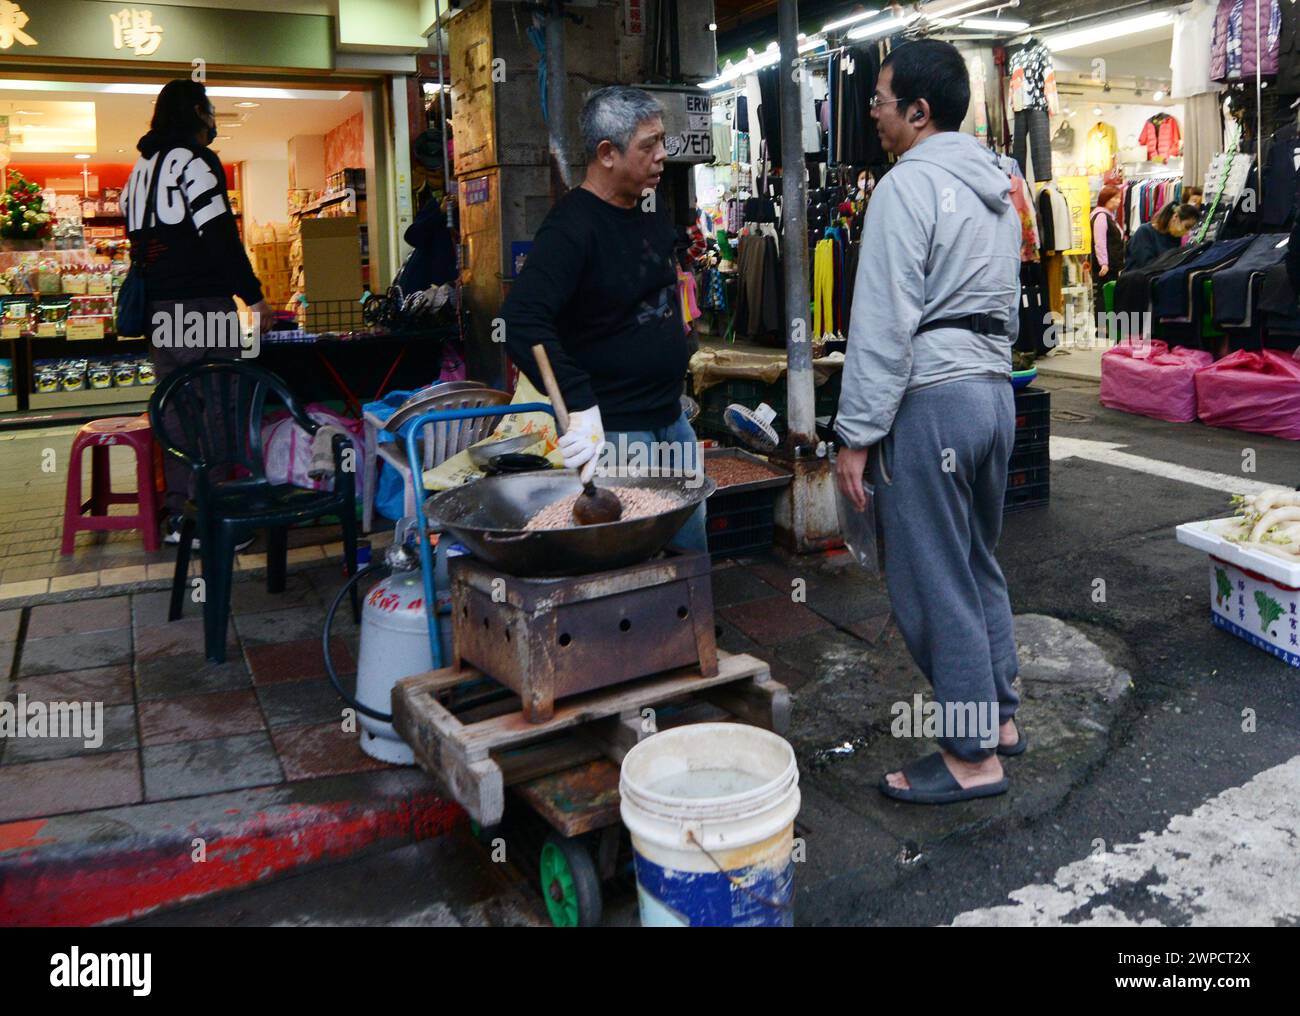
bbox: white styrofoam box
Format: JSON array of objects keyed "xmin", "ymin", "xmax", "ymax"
[{"xmin": 1176, "ymin": 518, "xmax": 1300, "ymax": 667}]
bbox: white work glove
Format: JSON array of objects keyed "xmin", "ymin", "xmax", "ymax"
[{"xmin": 557, "ymin": 405, "xmax": 605, "ymax": 485}]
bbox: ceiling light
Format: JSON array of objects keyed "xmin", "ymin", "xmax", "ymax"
[
  {"xmin": 1045, "ymin": 11, "xmax": 1174, "ymax": 53},
  {"xmin": 1093, "ymin": 106, "xmax": 1102, "ymax": 115},
  {"xmin": 958, "ymin": 18, "xmax": 1029, "ymax": 32},
  {"xmin": 215, "ymin": 135, "xmax": 231, "ymax": 140},
  {"xmin": 847, "ymin": 13, "xmax": 917, "ymax": 40},
  {"xmin": 823, "ymin": 9, "xmax": 880, "ymax": 33},
  {"xmin": 1153, "ymin": 89, "xmax": 1165, "ymax": 101},
  {"xmin": 116, "ymin": 148, "xmax": 126, "ymax": 153},
  {"xmin": 13, "ymin": 109, "xmax": 41, "ymax": 115},
  {"xmin": 235, "ymin": 101, "xmax": 260, "ymax": 108},
  {"xmin": 708, "ymin": 22, "xmax": 717, "ymax": 32},
  {"xmin": 74, "ymin": 153, "xmax": 90, "ymax": 160}
]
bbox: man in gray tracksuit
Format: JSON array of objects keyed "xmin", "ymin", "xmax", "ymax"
[{"xmin": 834, "ymin": 39, "xmax": 1024, "ymax": 805}]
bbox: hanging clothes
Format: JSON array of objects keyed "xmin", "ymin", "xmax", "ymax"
[
  {"xmin": 812, "ymin": 237, "xmax": 836, "ymax": 339},
  {"xmin": 1280, "ymin": 0, "xmax": 1300, "ymax": 96},
  {"xmin": 1009, "ymin": 39, "xmax": 1060, "ymax": 114},
  {"xmin": 1212, "ymin": 0, "xmax": 1280, "ymax": 81},
  {"xmin": 1036, "ymin": 183, "xmax": 1073, "ymax": 253},
  {"xmin": 1138, "ymin": 113, "xmax": 1183, "ymax": 161},
  {"xmin": 1182, "ymin": 91, "xmax": 1225, "ymax": 188},
  {"xmin": 828, "ymin": 44, "xmax": 884, "ymax": 169},
  {"xmin": 1008, "ymin": 169, "xmax": 1041, "ymax": 262},
  {"xmin": 1085, "ymin": 122, "xmax": 1119, "ymax": 175},
  {"xmin": 1009, "ymin": 38, "xmax": 1058, "ymax": 182},
  {"xmin": 1172, "ymin": 0, "xmax": 1222, "ymax": 98}
]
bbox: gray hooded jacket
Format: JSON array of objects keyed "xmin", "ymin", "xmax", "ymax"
[{"xmin": 835, "ymin": 131, "xmax": 1022, "ymax": 449}]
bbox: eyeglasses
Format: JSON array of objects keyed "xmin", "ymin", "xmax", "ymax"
[{"xmin": 869, "ymin": 95, "xmax": 907, "ymax": 109}]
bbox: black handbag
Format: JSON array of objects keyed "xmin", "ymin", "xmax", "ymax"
[{"xmin": 116, "ymin": 158, "xmax": 162, "ymax": 338}]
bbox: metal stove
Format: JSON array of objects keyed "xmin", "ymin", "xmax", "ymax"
[{"xmin": 449, "ymin": 548, "xmax": 718, "ymax": 723}]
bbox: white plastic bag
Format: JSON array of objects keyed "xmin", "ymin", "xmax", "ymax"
[{"xmin": 262, "ymin": 404, "xmax": 365, "ymax": 494}]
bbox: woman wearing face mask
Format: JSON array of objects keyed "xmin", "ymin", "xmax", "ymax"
[
  {"xmin": 125, "ymin": 79, "xmax": 271, "ymax": 547},
  {"xmin": 1126, "ymin": 202, "xmax": 1201, "ymax": 269}
]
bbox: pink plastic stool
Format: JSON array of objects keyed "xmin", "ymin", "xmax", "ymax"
[{"xmin": 61, "ymin": 416, "xmax": 162, "ymax": 554}]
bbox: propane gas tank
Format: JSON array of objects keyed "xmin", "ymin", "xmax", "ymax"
[{"xmin": 353, "ymin": 532, "xmax": 453, "ymax": 764}]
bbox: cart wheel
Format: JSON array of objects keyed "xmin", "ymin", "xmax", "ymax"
[{"xmin": 540, "ymin": 834, "xmax": 603, "ymax": 928}]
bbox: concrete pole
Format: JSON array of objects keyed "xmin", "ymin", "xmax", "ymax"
[
  {"xmin": 547, "ymin": 0, "xmax": 571, "ymax": 192},
  {"xmin": 778, "ymin": 0, "xmax": 813, "ymax": 441}
]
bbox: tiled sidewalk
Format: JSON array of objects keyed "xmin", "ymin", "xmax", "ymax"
[
  {"xmin": 0, "ymin": 423, "xmax": 361, "ymax": 605},
  {"xmin": 0, "ymin": 563, "xmax": 383, "ymax": 823}
]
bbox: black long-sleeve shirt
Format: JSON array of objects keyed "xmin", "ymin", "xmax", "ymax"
[
  {"xmin": 124, "ymin": 132, "xmax": 263, "ymax": 305},
  {"xmin": 502, "ymin": 186, "xmax": 686, "ymax": 431}
]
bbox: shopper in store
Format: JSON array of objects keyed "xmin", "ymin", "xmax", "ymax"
[
  {"xmin": 501, "ymin": 86, "xmax": 705, "ymax": 551},
  {"xmin": 126, "ymin": 79, "xmax": 271, "ymax": 546},
  {"xmin": 1126, "ymin": 202, "xmax": 1202, "ymax": 270},
  {"xmin": 834, "ymin": 39, "xmax": 1023, "ymax": 805},
  {"xmin": 1089, "ymin": 186, "xmax": 1125, "ymax": 310}
]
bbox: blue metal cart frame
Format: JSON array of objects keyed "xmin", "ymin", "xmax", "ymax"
[{"xmin": 401, "ymin": 403, "xmax": 556, "ymax": 668}]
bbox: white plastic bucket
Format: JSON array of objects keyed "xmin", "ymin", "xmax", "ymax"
[{"xmin": 619, "ymin": 723, "xmax": 800, "ymax": 927}]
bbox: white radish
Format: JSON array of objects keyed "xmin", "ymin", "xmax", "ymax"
[{"xmin": 1249, "ymin": 507, "xmax": 1300, "ymax": 543}]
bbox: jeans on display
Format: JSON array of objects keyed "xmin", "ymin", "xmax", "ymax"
[
  {"xmin": 1151, "ymin": 237, "xmax": 1256, "ymax": 319},
  {"xmin": 1210, "ymin": 233, "xmax": 1290, "ymax": 327},
  {"xmin": 1011, "ymin": 108, "xmax": 1052, "ymax": 182},
  {"xmin": 601, "ymin": 411, "xmax": 708, "ymax": 554}
]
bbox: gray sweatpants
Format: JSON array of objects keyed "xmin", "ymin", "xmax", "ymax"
[{"xmin": 870, "ymin": 377, "xmax": 1020, "ymax": 762}]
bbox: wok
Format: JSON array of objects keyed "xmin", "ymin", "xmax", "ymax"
[{"xmin": 424, "ymin": 471, "xmax": 716, "ymax": 577}]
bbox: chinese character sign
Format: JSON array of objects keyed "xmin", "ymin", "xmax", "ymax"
[
  {"xmin": 0, "ymin": 0, "xmax": 36, "ymax": 49},
  {"xmin": 110, "ymin": 7, "xmax": 163, "ymax": 56}
]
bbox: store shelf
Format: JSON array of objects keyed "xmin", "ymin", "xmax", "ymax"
[
  {"xmin": 29, "ymin": 386, "xmax": 153, "ymax": 410},
  {"xmin": 292, "ymin": 188, "xmax": 358, "ymax": 217}
]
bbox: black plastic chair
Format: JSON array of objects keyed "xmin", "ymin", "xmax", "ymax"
[{"xmin": 148, "ymin": 360, "xmax": 359, "ymax": 663}]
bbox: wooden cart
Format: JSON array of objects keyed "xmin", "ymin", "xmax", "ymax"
[{"xmin": 392, "ymin": 650, "xmax": 789, "ymax": 927}]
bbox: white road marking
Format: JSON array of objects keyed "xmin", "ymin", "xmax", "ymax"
[
  {"xmin": 950, "ymin": 755, "xmax": 1300, "ymax": 926},
  {"xmin": 1050, "ymin": 437, "xmax": 1279, "ymax": 497}
]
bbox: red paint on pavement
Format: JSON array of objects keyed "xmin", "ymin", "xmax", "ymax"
[
  {"xmin": 0, "ymin": 793, "xmax": 461, "ymax": 926},
  {"xmin": 0, "ymin": 819, "xmax": 56, "ymax": 855}
]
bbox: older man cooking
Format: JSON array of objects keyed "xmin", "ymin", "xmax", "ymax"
[{"xmin": 502, "ymin": 85, "xmax": 706, "ymax": 551}]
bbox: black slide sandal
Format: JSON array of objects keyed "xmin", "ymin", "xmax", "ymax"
[
  {"xmin": 879, "ymin": 752, "xmax": 1009, "ymax": 805},
  {"xmin": 997, "ymin": 718, "xmax": 1028, "ymax": 757}
]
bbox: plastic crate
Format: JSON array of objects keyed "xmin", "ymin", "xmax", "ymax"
[
  {"xmin": 697, "ymin": 372, "xmax": 842, "ymax": 445},
  {"xmin": 1013, "ymin": 386, "xmax": 1051, "ymax": 448},
  {"xmin": 703, "ymin": 448, "xmax": 792, "ymax": 558},
  {"xmin": 1004, "ymin": 440, "xmax": 1049, "ymax": 513}
]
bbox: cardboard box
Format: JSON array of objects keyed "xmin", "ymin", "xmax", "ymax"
[{"xmin": 300, "ymin": 215, "xmax": 362, "ymax": 303}]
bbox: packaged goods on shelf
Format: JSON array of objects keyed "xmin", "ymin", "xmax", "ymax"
[{"xmin": 0, "ymin": 358, "xmax": 12, "ymax": 396}]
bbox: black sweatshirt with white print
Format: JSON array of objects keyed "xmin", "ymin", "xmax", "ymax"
[{"xmin": 124, "ymin": 131, "xmax": 263, "ymax": 305}]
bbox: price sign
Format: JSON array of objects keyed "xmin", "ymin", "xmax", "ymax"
[
  {"xmin": 37, "ymin": 323, "xmax": 60, "ymax": 338},
  {"xmin": 67, "ymin": 318, "xmax": 106, "ymax": 340},
  {"xmin": 1, "ymin": 322, "xmax": 21, "ymax": 339}
]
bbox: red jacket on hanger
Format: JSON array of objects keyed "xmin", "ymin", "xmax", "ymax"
[{"xmin": 1139, "ymin": 114, "xmax": 1182, "ymax": 161}]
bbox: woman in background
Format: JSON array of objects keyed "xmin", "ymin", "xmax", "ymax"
[
  {"xmin": 1127, "ymin": 202, "xmax": 1201, "ymax": 269},
  {"xmin": 1089, "ymin": 186, "xmax": 1125, "ymax": 311}
]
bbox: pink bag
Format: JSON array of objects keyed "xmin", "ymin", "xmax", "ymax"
[
  {"xmin": 1099, "ymin": 341, "xmax": 1213, "ymax": 423},
  {"xmin": 1193, "ymin": 349, "xmax": 1300, "ymax": 441},
  {"xmin": 262, "ymin": 404, "xmax": 366, "ymax": 493}
]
